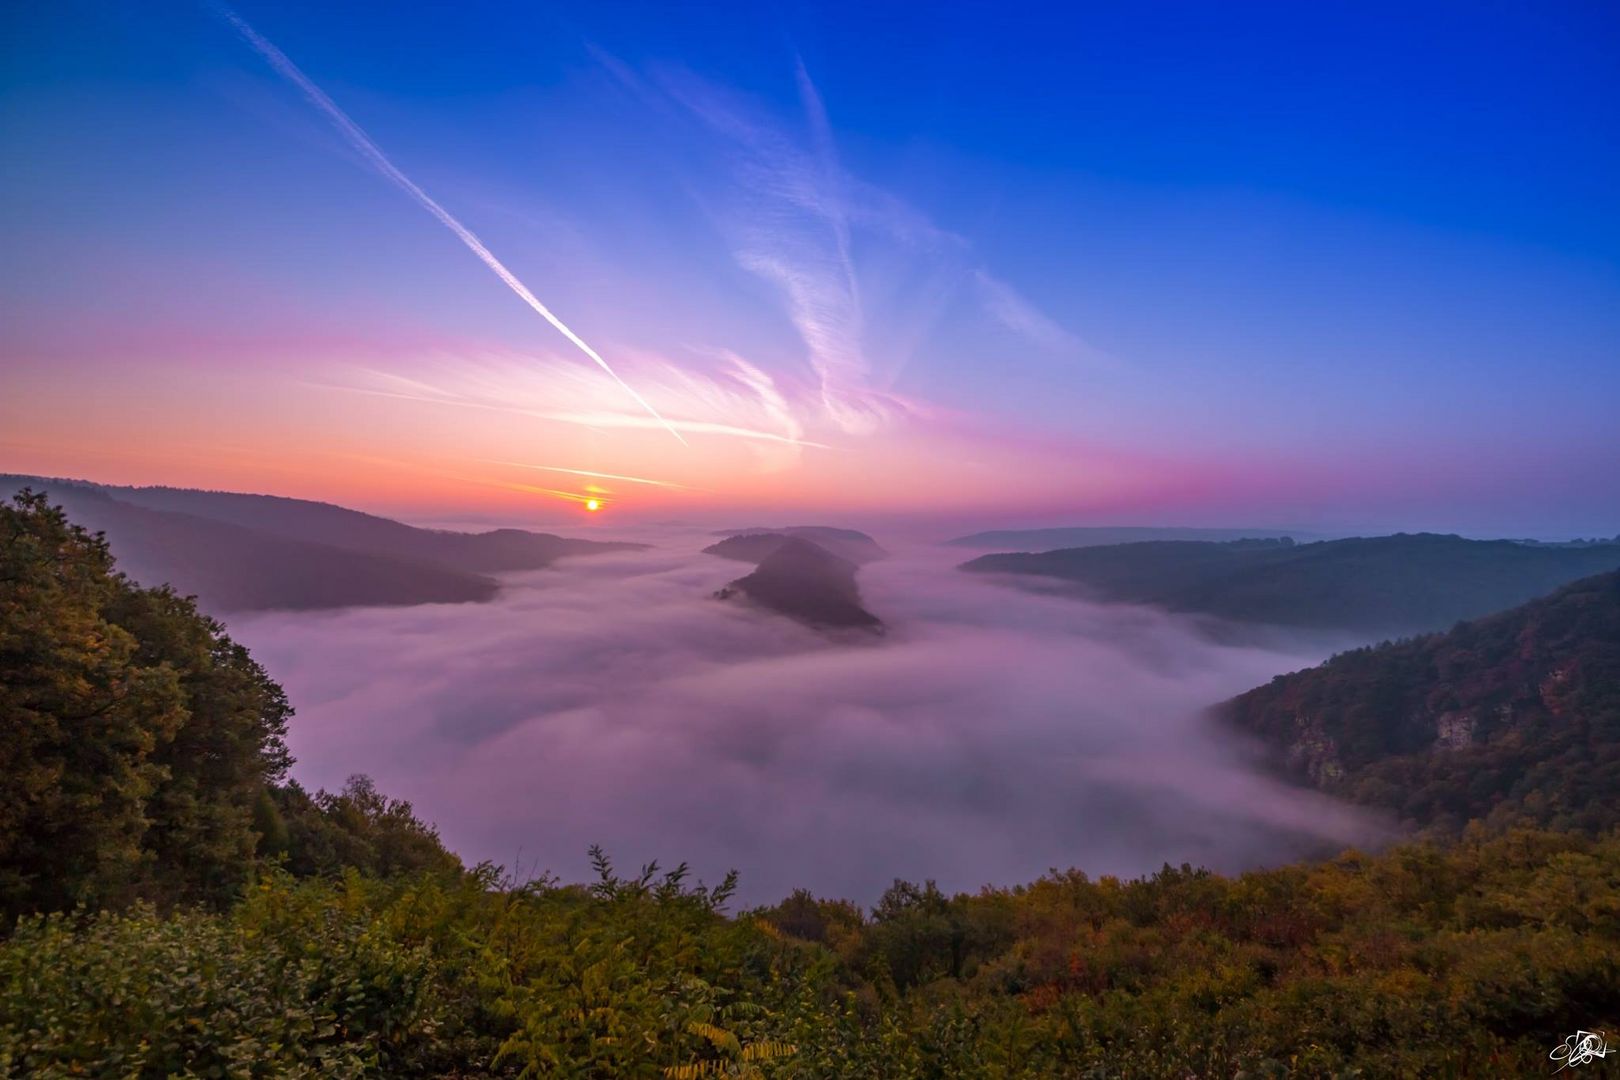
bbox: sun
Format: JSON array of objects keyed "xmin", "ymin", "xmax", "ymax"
[{"xmin": 585, "ymin": 499, "xmax": 601, "ymax": 512}]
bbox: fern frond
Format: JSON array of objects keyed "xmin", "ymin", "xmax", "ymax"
[
  {"xmin": 686, "ymin": 1020, "xmax": 741, "ymax": 1054},
  {"xmin": 741, "ymin": 1040, "xmax": 797, "ymax": 1062}
]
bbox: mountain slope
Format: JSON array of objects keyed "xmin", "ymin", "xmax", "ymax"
[
  {"xmin": 10, "ymin": 477, "xmax": 643, "ymax": 572},
  {"xmin": 2, "ymin": 476, "xmax": 647, "ymax": 613},
  {"xmin": 716, "ymin": 538, "xmax": 883, "ymax": 631},
  {"xmin": 7, "ymin": 484, "xmax": 496, "ymax": 611},
  {"xmin": 1219, "ymin": 569, "xmax": 1620, "ymax": 832},
  {"xmin": 962, "ymin": 533, "xmax": 1620, "ymax": 637}
]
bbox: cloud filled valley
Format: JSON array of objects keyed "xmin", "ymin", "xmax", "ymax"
[{"xmin": 232, "ymin": 532, "xmax": 1385, "ymax": 904}]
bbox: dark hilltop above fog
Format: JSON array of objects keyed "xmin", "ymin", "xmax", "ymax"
[
  {"xmin": 715, "ymin": 537, "xmax": 883, "ymax": 631},
  {"xmin": 962, "ymin": 533, "xmax": 1620, "ymax": 640},
  {"xmin": 945, "ymin": 525, "xmax": 1310, "ymax": 550},
  {"xmin": 2, "ymin": 475, "xmax": 642, "ymax": 614},
  {"xmin": 707, "ymin": 525, "xmax": 887, "ymax": 564}
]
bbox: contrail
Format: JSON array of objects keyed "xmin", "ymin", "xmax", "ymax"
[
  {"xmin": 216, "ymin": 6, "xmax": 687, "ymax": 444},
  {"xmin": 483, "ymin": 461, "xmax": 693, "ymax": 490}
]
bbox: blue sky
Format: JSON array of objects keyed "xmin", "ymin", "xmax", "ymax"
[{"xmin": 2, "ymin": 1, "xmax": 1617, "ymax": 534}]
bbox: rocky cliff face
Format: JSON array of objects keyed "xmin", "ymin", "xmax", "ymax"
[
  {"xmin": 1434, "ymin": 712, "xmax": 1478, "ymax": 750},
  {"xmin": 1283, "ymin": 716, "xmax": 1345, "ymax": 785}
]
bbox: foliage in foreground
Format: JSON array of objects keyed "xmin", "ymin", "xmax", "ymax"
[{"xmin": 4, "ymin": 829, "xmax": 1620, "ymax": 1078}]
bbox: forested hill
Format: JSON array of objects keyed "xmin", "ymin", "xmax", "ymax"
[
  {"xmin": 0, "ymin": 475, "xmax": 639, "ymax": 613},
  {"xmin": 962, "ymin": 532, "xmax": 1620, "ymax": 638},
  {"xmin": 1220, "ymin": 569, "xmax": 1620, "ymax": 832}
]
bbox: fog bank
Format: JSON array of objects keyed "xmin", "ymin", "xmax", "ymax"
[{"xmin": 232, "ymin": 533, "xmax": 1386, "ymax": 904}]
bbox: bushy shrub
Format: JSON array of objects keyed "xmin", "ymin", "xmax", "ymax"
[{"xmin": 0, "ymin": 893, "xmax": 434, "ymax": 1078}]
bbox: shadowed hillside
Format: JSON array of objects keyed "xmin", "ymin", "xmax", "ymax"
[
  {"xmin": 4, "ymin": 476, "xmax": 644, "ymax": 572},
  {"xmin": 0, "ymin": 476, "xmax": 641, "ymax": 613},
  {"xmin": 715, "ymin": 537, "xmax": 883, "ymax": 630},
  {"xmin": 1220, "ymin": 569, "xmax": 1620, "ymax": 832},
  {"xmin": 963, "ymin": 533, "xmax": 1620, "ymax": 638},
  {"xmin": 3, "ymin": 483, "xmax": 496, "ymax": 612}
]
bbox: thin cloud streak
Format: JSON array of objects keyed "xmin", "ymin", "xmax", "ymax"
[
  {"xmin": 489, "ymin": 480, "xmax": 608, "ymax": 506},
  {"xmin": 486, "ymin": 462, "xmax": 694, "ymax": 490},
  {"xmin": 215, "ymin": 6, "xmax": 688, "ymax": 444},
  {"xmin": 311, "ymin": 356, "xmax": 835, "ymax": 449},
  {"xmin": 338, "ymin": 386, "xmax": 831, "ymax": 448}
]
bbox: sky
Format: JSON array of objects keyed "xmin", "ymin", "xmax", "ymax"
[{"xmin": 2, "ymin": 1, "xmax": 1617, "ymax": 537}]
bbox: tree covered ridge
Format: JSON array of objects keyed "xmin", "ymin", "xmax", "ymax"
[
  {"xmin": 5, "ymin": 491, "xmax": 1620, "ymax": 1076},
  {"xmin": 1221, "ymin": 568, "xmax": 1620, "ymax": 833}
]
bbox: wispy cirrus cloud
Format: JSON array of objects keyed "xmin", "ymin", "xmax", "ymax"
[
  {"xmin": 225, "ymin": 4, "xmax": 1095, "ymax": 465},
  {"xmin": 625, "ymin": 57, "xmax": 1101, "ymax": 435},
  {"xmin": 318, "ymin": 349, "xmax": 829, "ymax": 459},
  {"xmin": 222, "ymin": 13, "xmax": 1104, "ymax": 497}
]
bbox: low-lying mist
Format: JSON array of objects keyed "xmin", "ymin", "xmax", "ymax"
[{"xmin": 232, "ymin": 531, "xmax": 1388, "ymax": 904}]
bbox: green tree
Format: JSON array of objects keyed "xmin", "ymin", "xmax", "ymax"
[
  {"xmin": 0, "ymin": 492, "xmax": 184, "ymax": 915},
  {"xmin": 271, "ymin": 775, "xmax": 462, "ymax": 880},
  {"xmin": 0, "ymin": 491, "xmax": 293, "ymax": 916}
]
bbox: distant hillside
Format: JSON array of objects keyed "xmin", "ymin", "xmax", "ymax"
[
  {"xmin": 18, "ymin": 477, "xmax": 644, "ymax": 571},
  {"xmin": 962, "ymin": 533, "xmax": 1620, "ymax": 637},
  {"xmin": 6, "ymin": 483, "xmax": 496, "ymax": 612},
  {"xmin": 946, "ymin": 525, "xmax": 1306, "ymax": 550},
  {"xmin": 704, "ymin": 533, "xmax": 806, "ymax": 563},
  {"xmin": 716, "ymin": 538, "xmax": 883, "ymax": 631},
  {"xmin": 1219, "ymin": 570, "xmax": 1620, "ymax": 833},
  {"xmin": 2, "ymin": 475, "xmax": 639, "ymax": 613},
  {"xmin": 712, "ymin": 526, "xmax": 886, "ymax": 564}
]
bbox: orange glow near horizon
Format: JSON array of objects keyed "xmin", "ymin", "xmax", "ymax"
[{"xmin": 0, "ymin": 348, "xmax": 1200, "ymax": 525}]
